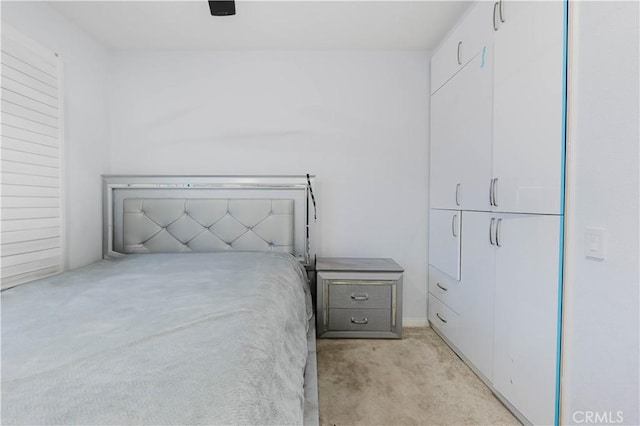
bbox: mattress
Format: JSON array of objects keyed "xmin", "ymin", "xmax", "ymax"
[{"xmin": 1, "ymin": 251, "xmax": 313, "ymax": 425}]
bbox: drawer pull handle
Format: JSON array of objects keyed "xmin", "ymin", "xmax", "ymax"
[
  {"xmin": 436, "ymin": 313, "xmax": 447, "ymax": 324},
  {"xmin": 436, "ymin": 282, "xmax": 448, "ymax": 292},
  {"xmin": 351, "ymin": 294, "xmax": 369, "ymax": 301},
  {"xmin": 351, "ymin": 317, "xmax": 369, "ymax": 325}
]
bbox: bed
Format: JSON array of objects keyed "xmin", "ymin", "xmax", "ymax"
[{"xmin": 1, "ymin": 175, "xmax": 319, "ymax": 425}]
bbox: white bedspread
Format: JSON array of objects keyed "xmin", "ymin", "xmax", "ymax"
[{"xmin": 1, "ymin": 252, "xmax": 312, "ymax": 425}]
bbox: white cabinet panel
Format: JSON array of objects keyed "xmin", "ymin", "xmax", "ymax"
[
  {"xmin": 431, "ymin": 1, "xmax": 495, "ymax": 94},
  {"xmin": 431, "ymin": 24, "xmax": 466, "ymax": 95},
  {"xmin": 430, "ymin": 52, "xmax": 493, "ymax": 211},
  {"xmin": 457, "ymin": 211, "xmax": 496, "ymax": 381},
  {"xmin": 492, "ymin": 1, "xmax": 565, "ymax": 214},
  {"xmin": 493, "ymin": 214, "xmax": 561, "ymax": 426},
  {"xmin": 428, "ymin": 209, "xmax": 461, "ymax": 281}
]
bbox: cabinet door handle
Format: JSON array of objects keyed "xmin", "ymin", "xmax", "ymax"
[
  {"xmin": 493, "ymin": 178, "xmax": 499, "ymax": 206},
  {"xmin": 489, "ymin": 218, "xmax": 496, "ymax": 245},
  {"xmin": 493, "ymin": 2, "xmax": 499, "ymax": 31},
  {"xmin": 455, "ymin": 183, "xmax": 461, "ymax": 206},
  {"xmin": 489, "ymin": 179, "xmax": 494, "ymax": 206},
  {"xmin": 457, "ymin": 41, "xmax": 462, "ymax": 65},
  {"xmin": 436, "ymin": 313, "xmax": 447, "ymax": 324},
  {"xmin": 496, "ymin": 218, "xmax": 503, "ymax": 247},
  {"xmin": 351, "ymin": 294, "xmax": 369, "ymax": 301},
  {"xmin": 452, "ymin": 214, "xmax": 458, "ymax": 237},
  {"xmin": 351, "ymin": 317, "xmax": 368, "ymax": 325},
  {"xmin": 499, "ymin": 0, "xmax": 505, "ymax": 23},
  {"xmin": 436, "ymin": 282, "xmax": 448, "ymax": 292}
]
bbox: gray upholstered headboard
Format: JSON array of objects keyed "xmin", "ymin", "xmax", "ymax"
[
  {"xmin": 122, "ymin": 198, "xmax": 294, "ymax": 254},
  {"xmin": 103, "ymin": 175, "xmax": 316, "ymax": 263}
]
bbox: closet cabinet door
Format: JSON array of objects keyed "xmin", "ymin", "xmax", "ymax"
[
  {"xmin": 457, "ymin": 211, "xmax": 496, "ymax": 381},
  {"xmin": 492, "ymin": 213, "xmax": 561, "ymax": 426},
  {"xmin": 428, "ymin": 209, "xmax": 461, "ymax": 281},
  {"xmin": 431, "ymin": 1, "xmax": 495, "ymax": 94},
  {"xmin": 430, "ymin": 24, "xmax": 467, "ymax": 95},
  {"xmin": 430, "ymin": 53, "xmax": 493, "ymax": 211},
  {"xmin": 492, "ymin": 1, "xmax": 566, "ymax": 214}
]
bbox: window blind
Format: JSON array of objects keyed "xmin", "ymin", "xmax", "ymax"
[{"xmin": 1, "ymin": 26, "xmax": 63, "ymax": 290}]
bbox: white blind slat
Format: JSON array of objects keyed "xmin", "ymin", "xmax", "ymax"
[
  {"xmin": 2, "ymin": 65, "xmax": 58, "ymax": 99},
  {"xmin": 2, "ymin": 128, "xmax": 58, "ymax": 150},
  {"xmin": 1, "ymin": 147, "xmax": 59, "ymax": 167},
  {"xmin": 2, "ymin": 100, "xmax": 58, "ymax": 128},
  {"xmin": 1, "ymin": 227, "xmax": 60, "ymax": 244},
  {"xmin": 1, "ymin": 172, "xmax": 60, "ymax": 188},
  {"xmin": 1, "ymin": 77, "xmax": 58, "ymax": 109},
  {"xmin": 0, "ymin": 184, "xmax": 60, "ymax": 198},
  {"xmin": 1, "ymin": 160, "xmax": 60, "ymax": 178},
  {"xmin": 1, "ymin": 196, "xmax": 61, "ymax": 208},
  {"xmin": 1, "ymin": 217, "xmax": 60, "ymax": 232},
  {"xmin": 2, "ymin": 113, "xmax": 58, "ymax": 138},
  {"xmin": 1, "ymin": 266, "xmax": 61, "ymax": 290},
  {"xmin": 1, "ymin": 37, "xmax": 57, "ymax": 76},
  {"xmin": 1, "ymin": 247, "xmax": 61, "ymax": 268},
  {"xmin": 1, "ymin": 52, "xmax": 58, "ymax": 88},
  {"xmin": 1, "ymin": 207, "xmax": 60, "ymax": 220},
  {"xmin": 2, "ymin": 124, "xmax": 58, "ymax": 147},
  {"xmin": 1, "ymin": 237, "xmax": 60, "ymax": 257},
  {"xmin": 2, "ymin": 88, "xmax": 58, "ymax": 118},
  {"xmin": 2, "ymin": 256, "xmax": 60, "ymax": 277}
]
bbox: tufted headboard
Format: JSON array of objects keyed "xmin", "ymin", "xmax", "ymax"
[
  {"xmin": 123, "ymin": 198, "xmax": 294, "ymax": 254},
  {"xmin": 103, "ymin": 175, "xmax": 316, "ymax": 263}
]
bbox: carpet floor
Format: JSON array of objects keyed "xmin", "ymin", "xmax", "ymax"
[{"xmin": 316, "ymin": 327, "xmax": 520, "ymax": 426}]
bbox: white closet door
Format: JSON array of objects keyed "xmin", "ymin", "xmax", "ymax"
[
  {"xmin": 493, "ymin": 213, "xmax": 561, "ymax": 426},
  {"xmin": 430, "ymin": 73, "xmax": 463, "ymax": 210},
  {"xmin": 428, "ymin": 209, "xmax": 461, "ymax": 281},
  {"xmin": 430, "ymin": 53, "xmax": 493, "ymax": 211},
  {"xmin": 457, "ymin": 211, "xmax": 496, "ymax": 381},
  {"xmin": 492, "ymin": 1, "xmax": 565, "ymax": 214},
  {"xmin": 1, "ymin": 26, "xmax": 63, "ymax": 289}
]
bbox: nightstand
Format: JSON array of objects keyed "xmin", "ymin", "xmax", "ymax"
[{"xmin": 316, "ymin": 257, "xmax": 403, "ymax": 339}]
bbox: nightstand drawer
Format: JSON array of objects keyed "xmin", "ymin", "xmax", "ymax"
[
  {"xmin": 328, "ymin": 282, "xmax": 391, "ymax": 309},
  {"xmin": 328, "ymin": 308, "xmax": 391, "ymax": 331}
]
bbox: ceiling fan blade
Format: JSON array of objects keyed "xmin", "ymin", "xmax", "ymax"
[{"xmin": 208, "ymin": 1, "xmax": 236, "ymax": 16}]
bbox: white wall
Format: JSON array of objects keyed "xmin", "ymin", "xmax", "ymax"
[
  {"xmin": 2, "ymin": 1, "xmax": 111, "ymax": 270},
  {"xmin": 108, "ymin": 51, "xmax": 430, "ymax": 321},
  {"xmin": 562, "ymin": 2, "xmax": 639, "ymax": 424}
]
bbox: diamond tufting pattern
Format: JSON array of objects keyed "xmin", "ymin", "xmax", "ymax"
[{"xmin": 123, "ymin": 199, "xmax": 294, "ymax": 254}]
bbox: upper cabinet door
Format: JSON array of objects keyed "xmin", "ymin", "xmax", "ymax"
[
  {"xmin": 492, "ymin": 1, "xmax": 566, "ymax": 214},
  {"xmin": 431, "ymin": 1, "xmax": 495, "ymax": 94},
  {"xmin": 430, "ymin": 52, "xmax": 493, "ymax": 211}
]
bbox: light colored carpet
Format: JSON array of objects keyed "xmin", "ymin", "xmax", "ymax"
[{"xmin": 317, "ymin": 327, "xmax": 520, "ymax": 426}]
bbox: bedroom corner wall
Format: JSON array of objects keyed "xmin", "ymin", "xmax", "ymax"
[
  {"xmin": 107, "ymin": 51, "xmax": 430, "ymax": 322},
  {"xmin": 2, "ymin": 1, "xmax": 112, "ymax": 270},
  {"xmin": 561, "ymin": 1, "xmax": 640, "ymax": 424}
]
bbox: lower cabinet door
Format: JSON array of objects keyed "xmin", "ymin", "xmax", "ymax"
[
  {"xmin": 429, "ymin": 209, "xmax": 461, "ymax": 280},
  {"xmin": 457, "ymin": 211, "xmax": 496, "ymax": 381},
  {"xmin": 493, "ymin": 214, "xmax": 561, "ymax": 425}
]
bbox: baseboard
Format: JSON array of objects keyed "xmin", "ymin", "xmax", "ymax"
[{"xmin": 403, "ymin": 318, "xmax": 430, "ymax": 327}]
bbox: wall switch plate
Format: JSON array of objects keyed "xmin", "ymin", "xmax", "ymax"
[{"xmin": 585, "ymin": 227, "xmax": 607, "ymax": 260}]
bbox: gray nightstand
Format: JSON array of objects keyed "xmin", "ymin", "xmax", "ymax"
[{"xmin": 316, "ymin": 257, "xmax": 403, "ymax": 339}]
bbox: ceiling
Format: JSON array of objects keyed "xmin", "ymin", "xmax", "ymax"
[{"xmin": 49, "ymin": 1, "xmax": 470, "ymax": 51}]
